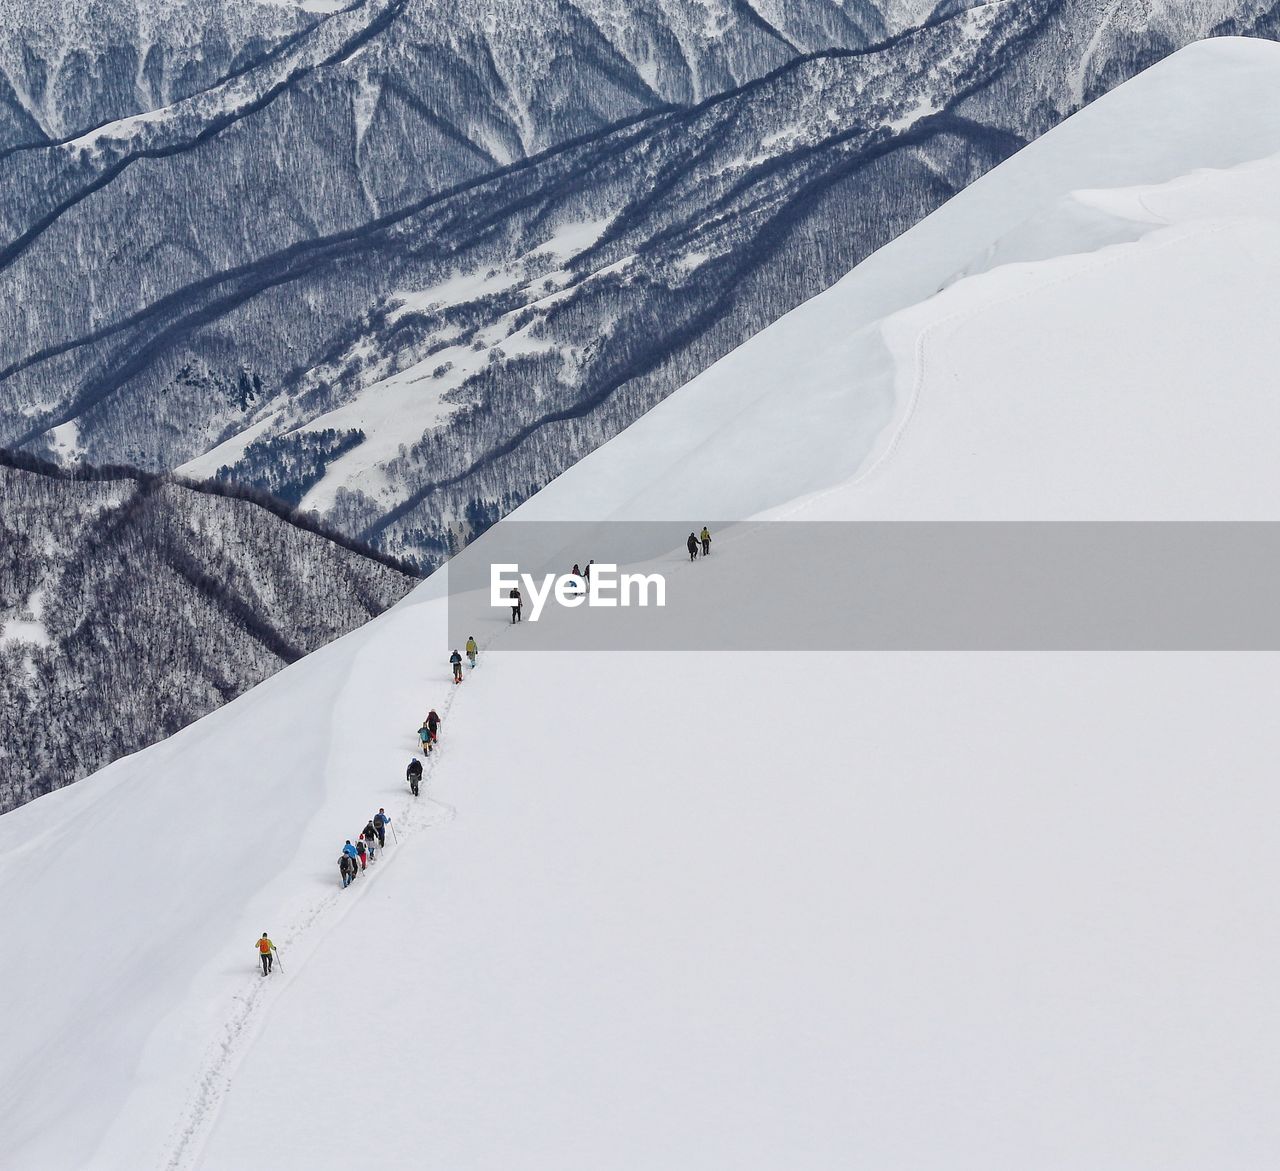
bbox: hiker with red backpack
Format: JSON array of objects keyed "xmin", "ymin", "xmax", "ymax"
[{"xmin": 255, "ymin": 934, "xmax": 277, "ymax": 976}]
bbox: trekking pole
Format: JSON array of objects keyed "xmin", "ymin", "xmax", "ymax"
[
  {"xmin": 274, "ymin": 949, "xmax": 284, "ymax": 974},
  {"xmin": 391, "ymin": 822, "xmax": 399, "ymax": 844}
]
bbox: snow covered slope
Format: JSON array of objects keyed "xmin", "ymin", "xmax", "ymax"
[{"xmin": 6, "ymin": 37, "xmax": 1280, "ymax": 1170}]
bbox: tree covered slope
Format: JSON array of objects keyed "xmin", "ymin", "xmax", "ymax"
[{"xmin": 0, "ymin": 457, "xmax": 418, "ymax": 811}]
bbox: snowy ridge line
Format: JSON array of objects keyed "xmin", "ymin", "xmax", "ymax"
[
  {"xmin": 657, "ymin": 198, "xmax": 1241, "ymax": 571},
  {"xmin": 160, "ymin": 619, "xmax": 504, "ymax": 1171},
  {"xmin": 742, "ymin": 211, "xmax": 1246, "ymax": 531}
]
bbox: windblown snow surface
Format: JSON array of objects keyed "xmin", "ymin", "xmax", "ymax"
[{"xmin": 5, "ymin": 37, "xmax": 1280, "ymax": 1171}]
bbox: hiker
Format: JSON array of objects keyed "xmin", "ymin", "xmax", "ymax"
[
  {"xmin": 418, "ymin": 723, "xmax": 433, "ymax": 753},
  {"xmin": 687, "ymin": 532, "xmax": 698, "ymax": 561},
  {"xmin": 255, "ymin": 933, "xmax": 276, "ymax": 976},
  {"xmin": 407, "ymin": 756, "xmax": 423, "ymax": 796},
  {"xmin": 355, "ymin": 838, "xmax": 368, "ymax": 871},
  {"xmin": 343, "ymin": 839, "xmax": 359, "ymax": 873},
  {"xmin": 510, "ymin": 585, "xmax": 522, "ymax": 623},
  {"xmin": 362, "ymin": 820, "xmax": 377, "ymax": 860},
  {"xmin": 450, "ymin": 649, "xmax": 463, "ymax": 683},
  {"xmin": 425, "ymin": 709, "xmax": 440, "ymax": 742},
  {"xmin": 466, "ymin": 635, "xmax": 478, "ymax": 668},
  {"xmin": 700, "ymin": 526, "xmax": 711, "ymax": 556},
  {"xmin": 374, "ymin": 808, "xmax": 391, "ymax": 848},
  {"xmin": 339, "ymin": 853, "xmax": 355, "ymax": 888},
  {"xmin": 584, "ymin": 559, "xmax": 594, "ymax": 583}
]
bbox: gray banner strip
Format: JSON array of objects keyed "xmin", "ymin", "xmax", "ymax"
[{"xmin": 446, "ymin": 522, "xmax": 1280, "ymax": 650}]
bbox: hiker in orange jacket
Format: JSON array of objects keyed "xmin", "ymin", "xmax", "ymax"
[{"xmin": 256, "ymin": 933, "xmax": 277, "ymax": 976}]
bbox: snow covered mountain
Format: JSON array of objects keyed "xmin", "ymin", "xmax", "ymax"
[
  {"xmin": 2, "ymin": 1, "xmax": 1278, "ymax": 563},
  {"xmin": 6, "ymin": 36, "xmax": 1280, "ymax": 1170},
  {"xmin": 0, "ymin": 455, "xmax": 417, "ymax": 812}
]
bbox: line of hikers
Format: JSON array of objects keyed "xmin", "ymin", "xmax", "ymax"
[
  {"xmin": 329, "ymin": 525, "xmax": 711, "ymax": 904},
  {"xmin": 507, "ymin": 557, "xmax": 606, "ymax": 622},
  {"xmin": 338, "ymin": 808, "xmax": 395, "ymax": 887},
  {"xmin": 334, "ymin": 678, "xmax": 453, "ymax": 892}
]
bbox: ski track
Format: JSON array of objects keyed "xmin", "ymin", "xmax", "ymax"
[{"xmin": 159, "ymin": 622, "xmax": 501, "ymax": 1171}]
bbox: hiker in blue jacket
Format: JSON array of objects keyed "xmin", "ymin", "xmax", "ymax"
[{"xmin": 374, "ymin": 808, "xmax": 391, "ymax": 848}]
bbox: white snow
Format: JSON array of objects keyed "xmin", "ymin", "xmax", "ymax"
[
  {"xmin": 177, "ymin": 410, "xmax": 282, "ymax": 482},
  {"xmin": 389, "ymin": 268, "xmax": 523, "ymax": 318},
  {"xmin": 676, "ymin": 249, "xmax": 712, "ymax": 272},
  {"xmin": 1, "ymin": 613, "xmax": 50, "ymax": 647},
  {"xmin": 6, "ymin": 38, "xmax": 1280, "ymax": 1171},
  {"xmin": 528, "ymin": 216, "xmax": 615, "ymax": 260},
  {"xmin": 350, "ymin": 72, "xmax": 382, "ymax": 152},
  {"xmin": 296, "ymin": 322, "xmax": 564, "ymax": 513},
  {"xmin": 886, "ymin": 94, "xmax": 938, "ymax": 133},
  {"xmin": 46, "ymin": 418, "xmax": 83, "ymax": 461},
  {"xmin": 292, "ymin": 303, "xmax": 570, "ymax": 514}
]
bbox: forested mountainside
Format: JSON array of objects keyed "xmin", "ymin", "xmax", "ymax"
[
  {"xmin": 1, "ymin": 0, "xmax": 1276, "ymax": 565},
  {"xmin": 0, "ymin": 457, "xmax": 417, "ymax": 812},
  {"xmin": 0, "ymin": 0, "xmax": 316, "ymax": 150}
]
